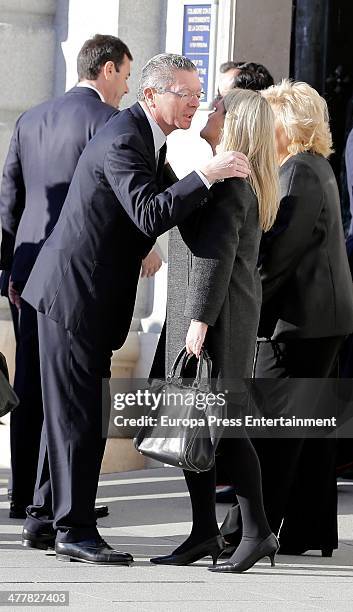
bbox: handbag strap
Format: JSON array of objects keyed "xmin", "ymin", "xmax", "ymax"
[
  {"xmin": 167, "ymin": 347, "xmax": 189, "ymax": 381},
  {"xmin": 192, "ymin": 349, "xmax": 212, "ymax": 388},
  {"xmin": 167, "ymin": 347, "xmax": 212, "ymax": 387}
]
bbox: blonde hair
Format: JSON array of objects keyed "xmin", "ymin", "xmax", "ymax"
[
  {"xmin": 261, "ymin": 79, "xmax": 333, "ymax": 157},
  {"xmin": 222, "ymin": 88, "xmax": 279, "ymax": 231}
]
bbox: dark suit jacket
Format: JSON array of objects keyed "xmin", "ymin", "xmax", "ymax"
[
  {"xmin": 259, "ymin": 152, "xmax": 353, "ymax": 339},
  {"xmin": 167, "ymin": 179, "xmax": 262, "ymax": 380},
  {"xmin": 0, "ymin": 86, "xmax": 117, "ymax": 290},
  {"xmin": 346, "ymin": 128, "xmax": 353, "ymax": 236},
  {"xmin": 22, "ymin": 102, "xmax": 209, "ymax": 349}
]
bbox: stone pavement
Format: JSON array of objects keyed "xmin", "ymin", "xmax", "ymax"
[{"xmin": 0, "ymin": 463, "xmax": 352, "ymax": 612}]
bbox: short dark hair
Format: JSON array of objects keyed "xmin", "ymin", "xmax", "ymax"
[
  {"xmin": 232, "ymin": 62, "xmax": 274, "ymax": 91},
  {"xmin": 219, "ymin": 60, "xmax": 245, "ymax": 73},
  {"xmin": 77, "ymin": 34, "xmax": 133, "ymax": 81}
]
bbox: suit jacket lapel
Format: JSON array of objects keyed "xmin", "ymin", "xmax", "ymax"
[
  {"xmin": 129, "ymin": 102, "xmax": 155, "ymax": 164},
  {"xmin": 128, "ymin": 103, "xmax": 168, "ymax": 187}
]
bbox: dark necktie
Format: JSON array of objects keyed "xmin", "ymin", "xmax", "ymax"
[{"xmin": 156, "ymin": 143, "xmax": 167, "ymax": 184}]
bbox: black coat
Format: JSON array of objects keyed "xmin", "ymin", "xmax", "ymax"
[
  {"xmin": 259, "ymin": 152, "xmax": 353, "ymax": 339},
  {"xmin": 0, "ymin": 86, "xmax": 117, "ymax": 288},
  {"xmin": 22, "ymin": 103, "xmax": 209, "ymax": 350}
]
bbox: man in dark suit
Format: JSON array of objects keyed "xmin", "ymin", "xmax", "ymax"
[
  {"xmin": 19, "ymin": 52, "xmax": 250, "ymax": 565},
  {"xmin": 0, "ymin": 34, "xmax": 134, "ymax": 520},
  {"xmin": 346, "ymin": 127, "xmax": 353, "ymax": 240}
]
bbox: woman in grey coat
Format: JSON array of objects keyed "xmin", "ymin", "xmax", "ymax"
[{"xmin": 151, "ymin": 89, "xmax": 280, "ymax": 573}]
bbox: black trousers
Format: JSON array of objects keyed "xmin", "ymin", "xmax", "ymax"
[
  {"xmin": 220, "ymin": 336, "xmax": 343, "ymax": 550},
  {"xmin": 25, "ymin": 312, "xmax": 112, "ymax": 542},
  {"xmin": 252, "ymin": 335, "xmax": 344, "ymax": 549},
  {"xmin": 149, "ymin": 320, "xmax": 166, "ymax": 381},
  {"xmin": 10, "ymin": 299, "xmax": 43, "ymax": 506}
]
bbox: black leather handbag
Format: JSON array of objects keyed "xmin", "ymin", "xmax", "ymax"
[
  {"xmin": 0, "ymin": 352, "xmax": 19, "ymax": 418},
  {"xmin": 134, "ymin": 347, "xmax": 224, "ymax": 472}
]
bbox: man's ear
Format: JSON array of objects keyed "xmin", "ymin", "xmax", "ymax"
[
  {"xmin": 102, "ymin": 61, "xmax": 116, "ymax": 81},
  {"xmin": 144, "ymin": 87, "xmax": 156, "ymax": 108}
]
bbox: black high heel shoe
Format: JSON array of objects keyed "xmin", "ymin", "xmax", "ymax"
[
  {"xmin": 150, "ymin": 535, "xmax": 225, "ymax": 566},
  {"xmin": 208, "ymin": 533, "xmax": 279, "ymax": 573}
]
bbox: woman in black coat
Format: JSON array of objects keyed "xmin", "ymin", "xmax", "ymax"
[
  {"xmin": 221, "ymin": 80, "xmax": 353, "ymax": 557},
  {"xmin": 151, "ymin": 88, "xmax": 281, "ymax": 572}
]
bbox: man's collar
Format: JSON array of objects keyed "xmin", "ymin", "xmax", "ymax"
[
  {"xmin": 138, "ymin": 101, "xmax": 166, "ymax": 155},
  {"xmin": 77, "ymin": 82, "xmax": 105, "ymax": 103}
]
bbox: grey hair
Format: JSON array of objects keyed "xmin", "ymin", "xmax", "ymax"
[{"xmin": 137, "ymin": 53, "xmax": 197, "ymax": 100}]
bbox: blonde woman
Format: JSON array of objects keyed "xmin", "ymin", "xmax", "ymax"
[
  {"xmin": 256, "ymin": 80, "xmax": 353, "ymax": 556},
  {"xmin": 222, "ymin": 80, "xmax": 353, "ymax": 557},
  {"xmin": 151, "ymin": 89, "xmax": 280, "ymax": 573}
]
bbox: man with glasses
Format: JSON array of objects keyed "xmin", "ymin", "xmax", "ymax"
[{"xmin": 20, "ymin": 53, "xmax": 250, "ymax": 566}]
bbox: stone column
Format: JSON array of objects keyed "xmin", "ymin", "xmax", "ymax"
[
  {"xmin": 0, "ymin": 0, "xmax": 57, "ymax": 376},
  {"xmin": 0, "ymin": 0, "xmax": 56, "ymax": 169},
  {"xmin": 118, "ymin": 0, "xmax": 168, "ymax": 109}
]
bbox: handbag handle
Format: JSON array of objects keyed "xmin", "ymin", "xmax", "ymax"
[
  {"xmin": 193, "ymin": 349, "xmax": 212, "ymax": 388},
  {"xmin": 167, "ymin": 347, "xmax": 190, "ymax": 381},
  {"xmin": 167, "ymin": 347, "xmax": 212, "ymax": 387}
]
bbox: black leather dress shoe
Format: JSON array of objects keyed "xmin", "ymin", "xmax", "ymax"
[
  {"xmin": 10, "ymin": 504, "xmax": 109, "ymax": 520},
  {"xmin": 9, "ymin": 503, "xmax": 27, "ymax": 519},
  {"xmin": 22, "ymin": 528, "xmax": 55, "ymax": 551},
  {"xmin": 56, "ymin": 539, "xmax": 133, "ymax": 565},
  {"xmin": 94, "ymin": 505, "xmax": 109, "ymax": 518},
  {"xmin": 150, "ymin": 535, "xmax": 225, "ymax": 566}
]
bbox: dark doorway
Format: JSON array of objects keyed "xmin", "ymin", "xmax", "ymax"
[{"xmin": 290, "ymin": 0, "xmax": 353, "ymax": 229}]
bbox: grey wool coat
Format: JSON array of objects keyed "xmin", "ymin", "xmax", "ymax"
[{"xmin": 166, "ymin": 178, "xmax": 262, "ymax": 382}]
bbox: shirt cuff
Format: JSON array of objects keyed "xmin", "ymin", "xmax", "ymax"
[{"xmin": 195, "ymin": 169, "xmax": 212, "ymax": 190}]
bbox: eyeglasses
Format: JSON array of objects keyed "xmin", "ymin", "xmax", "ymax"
[{"xmin": 157, "ymin": 89, "xmax": 205, "ymax": 102}]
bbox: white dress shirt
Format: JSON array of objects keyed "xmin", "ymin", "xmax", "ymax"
[
  {"xmin": 138, "ymin": 102, "xmax": 166, "ymax": 164},
  {"xmin": 76, "ymin": 82, "xmax": 105, "ymax": 103},
  {"xmin": 138, "ymin": 102, "xmax": 211, "ymax": 188}
]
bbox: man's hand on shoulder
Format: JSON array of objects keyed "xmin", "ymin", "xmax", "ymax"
[
  {"xmin": 141, "ymin": 249, "xmax": 162, "ymax": 278},
  {"xmin": 199, "ymin": 151, "xmax": 250, "ymax": 185}
]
